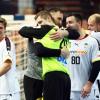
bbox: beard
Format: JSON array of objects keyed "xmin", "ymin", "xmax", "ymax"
[
  {"xmin": 0, "ymin": 31, "xmax": 4, "ymax": 37},
  {"xmin": 0, "ymin": 31, "xmax": 3, "ymax": 34},
  {"xmin": 0, "ymin": 31, "xmax": 4, "ymax": 34}
]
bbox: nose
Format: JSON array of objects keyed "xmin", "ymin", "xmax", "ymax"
[
  {"xmin": 66, "ymin": 23, "xmax": 70, "ymax": 28},
  {"xmin": 88, "ymin": 25, "xmax": 91, "ymax": 30}
]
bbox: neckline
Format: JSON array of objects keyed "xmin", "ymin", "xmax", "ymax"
[{"xmin": 78, "ymin": 34, "xmax": 88, "ymax": 40}]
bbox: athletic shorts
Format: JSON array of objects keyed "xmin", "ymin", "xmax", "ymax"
[
  {"xmin": 24, "ymin": 75, "xmax": 43, "ymax": 100},
  {"xmin": 43, "ymin": 71, "xmax": 71, "ymax": 100}
]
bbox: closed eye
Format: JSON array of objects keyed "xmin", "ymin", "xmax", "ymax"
[{"xmin": 37, "ymin": 21, "xmax": 43, "ymax": 25}]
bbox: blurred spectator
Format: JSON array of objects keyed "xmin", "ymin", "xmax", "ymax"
[{"xmin": 23, "ymin": 7, "xmax": 36, "ymax": 15}]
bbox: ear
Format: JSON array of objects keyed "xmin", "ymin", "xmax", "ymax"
[
  {"xmin": 97, "ymin": 23, "xmax": 100, "ymax": 31},
  {"xmin": 78, "ymin": 21, "xmax": 82, "ymax": 26}
]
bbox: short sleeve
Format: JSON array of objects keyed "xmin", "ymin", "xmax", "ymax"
[{"xmin": 91, "ymin": 39, "xmax": 100, "ymax": 63}]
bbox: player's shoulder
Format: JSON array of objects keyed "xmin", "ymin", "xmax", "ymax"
[
  {"xmin": 90, "ymin": 31, "xmax": 100, "ymax": 41},
  {"xmin": 87, "ymin": 34, "xmax": 98, "ymax": 41},
  {"xmin": 86, "ymin": 35, "xmax": 99, "ymax": 46},
  {"xmin": 5, "ymin": 37, "xmax": 15, "ymax": 50}
]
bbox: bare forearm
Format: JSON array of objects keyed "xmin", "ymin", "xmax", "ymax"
[
  {"xmin": 0, "ymin": 62, "xmax": 12, "ymax": 76},
  {"xmin": 81, "ymin": 81, "xmax": 93, "ymax": 97}
]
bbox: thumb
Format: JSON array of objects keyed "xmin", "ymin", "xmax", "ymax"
[{"xmin": 53, "ymin": 26, "xmax": 59, "ymax": 31}]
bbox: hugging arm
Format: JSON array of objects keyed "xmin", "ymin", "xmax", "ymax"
[
  {"xmin": 18, "ymin": 25, "xmax": 53, "ymax": 39},
  {"xmin": 33, "ymin": 42, "xmax": 61, "ymax": 57}
]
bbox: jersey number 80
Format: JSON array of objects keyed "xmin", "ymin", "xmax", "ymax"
[{"xmin": 71, "ymin": 56, "xmax": 80, "ymax": 64}]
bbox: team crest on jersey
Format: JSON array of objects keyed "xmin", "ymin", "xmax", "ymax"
[{"xmin": 84, "ymin": 43, "xmax": 88, "ymax": 48}]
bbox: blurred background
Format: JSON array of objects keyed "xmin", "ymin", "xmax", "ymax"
[
  {"xmin": 0, "ymin": 0, "xmax": 100, "ymax": 16},
  {"xmin": 0, "ymin": 0, "xmax": 100, "ymax": 100}
]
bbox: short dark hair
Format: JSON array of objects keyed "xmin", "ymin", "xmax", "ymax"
[
  {"xmin": 0, "ymin": 17, "xmax": 7, "ymax": 28},
  {"xmin": 67, "ymin": 13, "xmax": 82, "ymax": 22}
]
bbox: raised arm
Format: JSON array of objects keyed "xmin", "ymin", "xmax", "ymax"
[{"xmin": 18, "ymin": 25, "xmax": 53, "ymax": 39}]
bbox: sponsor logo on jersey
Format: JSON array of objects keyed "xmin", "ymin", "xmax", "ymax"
[
  {"xmin": 57, "ymin": 56, "xmax": 67, "ymax": 66},
  {"xmin": 70, "ymin": 50, "xmax": 87, "ymax": 55}
]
